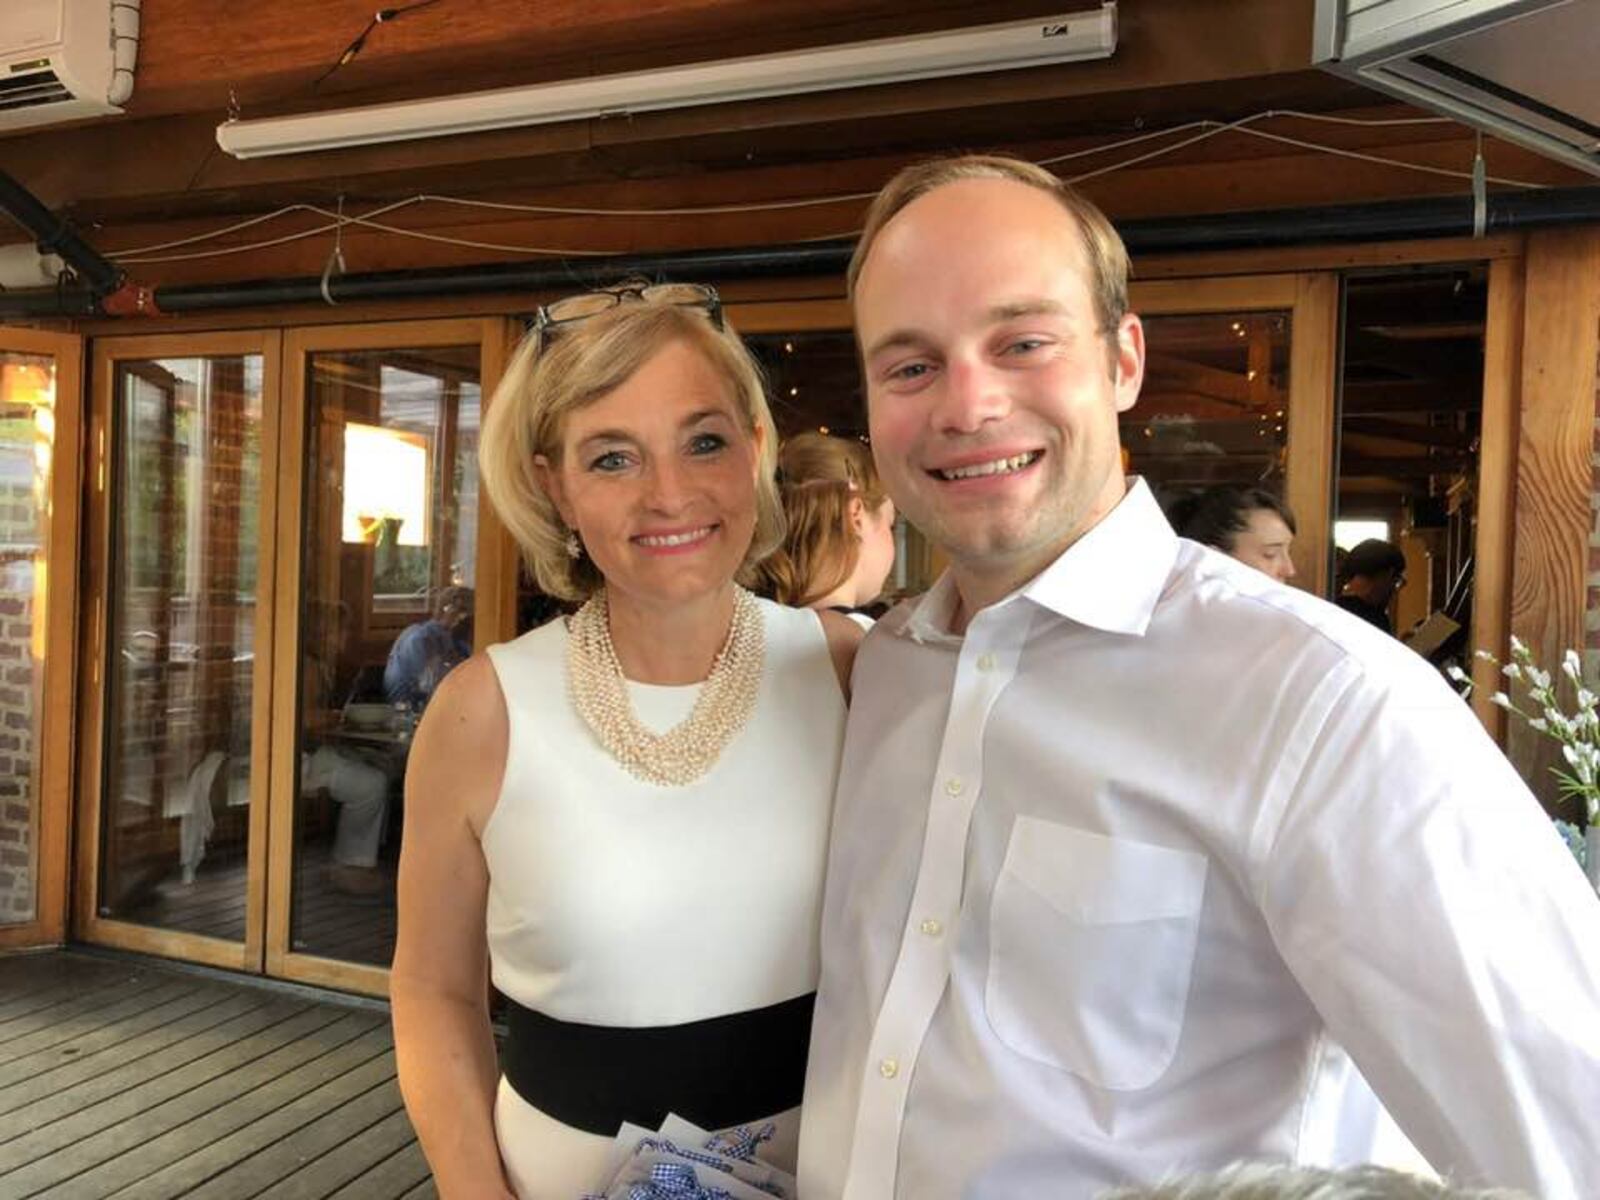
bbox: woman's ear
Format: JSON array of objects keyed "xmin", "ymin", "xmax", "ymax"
[
  {"xmin": 848, "ymin": 495, "xmax": 866, "ymax": 534},
  {"xmin": 751, "ymin": 421, "xmax": 769, "ymax": 484},
  {"xmin": 532, "ymin": 454, "xmax": 576, "ymax": 528}
]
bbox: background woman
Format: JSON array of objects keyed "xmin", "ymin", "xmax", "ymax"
[
  {"xmin": 761, "ymin": 431, "xmax": 897, "ymax": 626},
  {"xmin": 1166, "ymin": 484, "xmax": 1298, "ymax": 583},
  {"xmin": 390, "ymin": 283, "xmax": 860, "ymax": 1199}
]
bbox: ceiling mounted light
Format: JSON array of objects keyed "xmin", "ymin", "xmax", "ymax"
[{"xmin": 217, "ymin": 4, "xmax": 1117, "ymax": 160}]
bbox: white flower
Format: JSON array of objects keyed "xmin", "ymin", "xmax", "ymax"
[
  {"xmin": 1475, "ymin": 648, "xmax": 1496, "ymax": 662},
  {"xmin": 1490, "ymin": 692, "xmax": 1512, "ymax": 709},
  {"xmin": 1528, "ymin": 717, "xmax": 1549, "ymax": 732},
  {"xmin": 1528, "ymin": 667, "xmax": 1552, "ymax": 691},
  {"xmin": 1579, "ymin": 689, "xmax": 1597, "ymax": 711},
  {"xmin": 1511, "ymin": 634, "xmax": 1528, "ymax": 655},
  {"xmin": 1564, "ymin": 743, "xmax": 1596, "ymax": 786},
  {"xmin": 1564, "ymin": 649, "xmax": 1583, "ymax": 682},
  {"xmin": 1445, "ymin": 664, "xmax": 1469, "ymax": 683},
  {"xmin": 1502, "ymin": 663, "xmax": 1523, "ymax": 681}
]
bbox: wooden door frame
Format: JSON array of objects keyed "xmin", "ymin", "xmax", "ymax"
[
  {"xmin": 75, "ymin": 329, "xmax": 283, "ymax": 971},
  {"xmin": 274, "ymin": 317, "xmax": 506, "ymax": 996},
  {"xmin": 0, "ymin": 328, "xmax": 84, "ymax": 950}
]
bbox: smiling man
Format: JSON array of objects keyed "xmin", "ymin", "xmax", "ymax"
[{"xmin": 795, "ymin": 156, "xmax": 1600, "ymax": 1200}]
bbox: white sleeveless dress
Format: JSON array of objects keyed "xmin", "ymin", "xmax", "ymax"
[{"xmin": 481, "ymin": 599, "xmax": 846, "ymax": 1200}]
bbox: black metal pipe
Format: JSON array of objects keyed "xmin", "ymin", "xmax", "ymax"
[
  {"xmin": 0, "ymin": 169, "xmax": 123, "ymax": 295},
  {"xmin": 1122, "ymin": 186, "xmax": 1600, "ymax": 253},
  {"xmin": 156, "ymin": 244, "xmax": 852, "ymax": 313},
  {"xmin": 2, "ymin": 184, "xmax": 1597, "ymax": 319},
  {"xmin": 0, "ymin": 283, "xmax": 100, "ymax": 318}
]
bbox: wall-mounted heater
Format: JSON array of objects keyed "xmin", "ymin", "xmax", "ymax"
[{"xmin": 217, "ymin": 5, "xmax": 1118, "ymax": 160}]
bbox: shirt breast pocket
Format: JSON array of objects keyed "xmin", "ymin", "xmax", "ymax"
[{"xmin": 983, "ymin": 817, "xmax": 1208, "ymax": 1091}]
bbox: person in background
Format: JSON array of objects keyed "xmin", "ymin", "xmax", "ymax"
[
  {"xmin": 797, "ymin": 153, "xmax": 1600, "ymax": 1200},
  {"xmin": 1167, "ymin": 485, "xmax": 1297, "ymax": 583},
  {"xmin": 390, "ymin": 282, "xmax": 860, "ymax": 1200},
  {"xmin": 1096, "ymin": 1163, "xmax": 1530, "ymax": 1200},
  {"xmin": 1336, "ymin": 539, "xmax": 1408, "ymax": 634},
  {"xmin": 761, "ymin": 431, "xmax": 897, "ymax": 627},
  {"xmin": 384, "ymin": 585, "xmax": 474, "ymax": 711},
  {"xmin": 301, "ymin": 599, "xmax": 393, "ymax": 897}
]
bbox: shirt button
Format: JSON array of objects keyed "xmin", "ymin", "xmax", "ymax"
[
  {"xmin": 944, "ymin": 777, "xmax": 964, "ymax": 797},
  {"xmin": 878, "ymin": 1058, "xmax": 899, "ymax": 1079},
  {"xmin": 919, "ymin": 918, "xmax": 943, "ymax": 937},
  {"xmin": 977, "ymin": 652, "xmax": 996, "ymax": 672}
]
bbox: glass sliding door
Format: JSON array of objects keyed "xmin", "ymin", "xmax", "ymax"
[
  {"xmin": 272, "ymin": 320, "xmax": 497, "ymax": 992},
  {"xmin": 0, "ymin": 330, "xmax": 80, "ymax": 949},
  {"xmin": 80, "ymin": 333, "xmax": 280, "ymax": 970}
]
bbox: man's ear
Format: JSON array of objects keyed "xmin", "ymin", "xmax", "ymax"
[
  {"xmin": 532, "ymin": 454, "xmax": 576, "ymax": 528},
  {"xmin": 1112, "ymin": 313, "xmax": 1145, "ymax": 414}
]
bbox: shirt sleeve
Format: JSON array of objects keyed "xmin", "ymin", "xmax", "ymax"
[{"xmin": 1256, "ymin": 658, "xmax": 1600, "ymax": 1197}]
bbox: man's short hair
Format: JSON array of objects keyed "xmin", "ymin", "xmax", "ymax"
[
  {"xmin": 1096, "ymin": 1162, "xmax": 1531, "ymax": 1200},
  {"xmin": 1342, "ymin": 538, "xmax": 1408, "ymax": 582},
  {"xmin": 846, "ymin": 154, "xmax": 1131, "ymax": 338}
]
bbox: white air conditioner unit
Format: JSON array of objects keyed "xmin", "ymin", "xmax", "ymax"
[
  {"xmin": 1313, "ymin": 0, "xmax": 1600, "ymax": 178},
  {"xmin": 218, "ymin": 5, "xmax": 1118, "ymax": 160},
  {"xmin": 0, "ymin": 0, "xmax": 122, "ymax": 131}
]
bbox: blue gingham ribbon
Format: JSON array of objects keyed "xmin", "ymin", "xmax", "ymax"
[
  {"xmin": 702, "ymin": 1124, "xmax": 775, "ymax": 1162},
  {"xmin": 624, "ymin": 1163, "xmax": 733, "ymax": 1199}
]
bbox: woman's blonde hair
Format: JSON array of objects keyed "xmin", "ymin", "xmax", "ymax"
[
  {"xmin": 759, "ymin": 432, "xmax": 889, "ymax": 608},
  {"xmin": 478, "ymin": 297, "xmax": 783, "ymax": 602}
]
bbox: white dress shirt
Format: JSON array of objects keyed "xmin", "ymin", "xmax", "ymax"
[{"xmin": 798, "ymin": 479, "xmax": 1600, "ymax": 1200}]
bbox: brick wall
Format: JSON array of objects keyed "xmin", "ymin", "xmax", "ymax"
[{"xmin": 0, "ymin": 480, "xmax": 39, "ymax": 925}]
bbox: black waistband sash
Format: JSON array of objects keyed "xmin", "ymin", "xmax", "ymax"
[{"xmin": 502, "ymin": 992, "xmax": 815, "ymax": 1136}]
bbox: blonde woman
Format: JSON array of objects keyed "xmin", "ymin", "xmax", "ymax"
[
  {"xmin": 761, "ymin": 432, "xmax": 897, "ymax": 627},
  {"xmin": 390, "ymin": 283, "xmax": 861, "ymax": 1200}
]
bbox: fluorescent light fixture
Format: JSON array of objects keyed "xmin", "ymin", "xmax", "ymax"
[{"xmin": 217, "ymin": 4, "xmax": 1117, "ymax": 159}]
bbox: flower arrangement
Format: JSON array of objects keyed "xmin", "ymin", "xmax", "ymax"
[{"xmin": 1448, "ymin": 636, "xmax": 1596, "ymax": 875}]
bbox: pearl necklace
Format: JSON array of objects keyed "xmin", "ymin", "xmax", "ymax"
[{"xmin": 566, "ymin": 586, "xmax": 765, "ymax": 787}]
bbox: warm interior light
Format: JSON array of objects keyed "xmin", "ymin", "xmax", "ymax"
[{"xmin": 342, "ymin": 422, "xmax": 430, "ymax": 546}]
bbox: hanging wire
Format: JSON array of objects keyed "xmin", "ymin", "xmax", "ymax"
[
  {"xmin": 107, "ymin": 108, "xmax": 1554, "ymax": 264},
  {"xmin": 310, "ymin": 1, "xmax": 446, "ymax": 92}
]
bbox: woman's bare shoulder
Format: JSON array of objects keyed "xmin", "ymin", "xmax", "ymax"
[{"xmin": 406, "ymin": 653, "xmax": 509, "ymax": 832}]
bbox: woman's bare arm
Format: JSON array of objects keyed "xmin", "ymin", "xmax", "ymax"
[{"xmin": 391, "ymin": 654, "xmax": 514, "ymax": 1199}]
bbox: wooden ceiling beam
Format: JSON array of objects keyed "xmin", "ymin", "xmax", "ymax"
[
  {"xmin": 1339, "ymin": 452, "xmax": 1474, "ymax": 478},
  {"xmin": 1341, "ymin": 383, "xmax": 1480, "ymax": 414},
  {"xmin": 1343, "ymin": 416, "xmax": 1476, "ymax": 448}
]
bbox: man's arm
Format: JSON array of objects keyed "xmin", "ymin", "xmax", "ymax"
[{"xmin": 1257, "ymin": 660, "xmax": 1600, "ymax": 1197}]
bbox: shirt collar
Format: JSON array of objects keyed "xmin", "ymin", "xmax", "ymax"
[{"xmin": 898, "ymin": 478, "xmax": 1177, "ymax": 642}]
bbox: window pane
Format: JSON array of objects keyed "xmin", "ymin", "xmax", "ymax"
[
  {"xmin": 100, "ymin": 356, "xmax": 264, "ymax": 940},
  {"xmin": 1124, "ymin": 311, "xmax": 1292, "ymax": 506},
  {"xmin": 0, "ymin": 352, "xmax": 56, "ymax": 927},
  {"xmin": 293, "ymin": 345, "xmax": 479, "ymax": 965}
]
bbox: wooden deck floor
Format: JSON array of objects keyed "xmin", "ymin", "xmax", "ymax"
[{"xmin": 0, "ymin": 950, "xmax": 435, "ymax": 1199}]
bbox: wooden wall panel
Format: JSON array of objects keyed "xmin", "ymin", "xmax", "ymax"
[
  {"xmin": 1507, "ymin": 228, "xmax": 1600, "ymax": 808},
  {"xmin": 1287, "ymin": 274, "xmax": 1341, "ymax": 597},
  {"xmin": 1471, "ymin": 255, "xmax": 1524, "ymax": 737}
]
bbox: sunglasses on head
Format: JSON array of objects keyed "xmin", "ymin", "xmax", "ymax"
[{"xmin": 531, "ymin": 281, "xmax": 722, "ymax": 349}]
